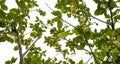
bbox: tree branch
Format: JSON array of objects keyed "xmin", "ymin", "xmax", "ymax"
[
  {"xmin": 85, "ymin": 56, "xmax": 93, "ymax": 64},
  {"xmin": 50, "ymin": 53, "xmax": 61, "ymax": 62},
  {"xmin": 109, "ymin": 0, "xmax": 115, "ymax": 30},
  {"xmin": 90, "ymin": 15, "xmax": 110, "ymax": 25},
  {"xmin": 83, "ymin": 49, "xmax": 91, "ymax": 54},
  {"xmin": 82, "ymin": 30, "xmax": 99, "ymax": 64},
  {"xmin": 16, "ymin": 29, "xmax": 24, "ymax": 64},
  {"xmin": 74, "ymin": 0, "xmax": 99, "ymax": 63},
  {"xmin": 23, "ymin": 37, "xmax": 40, "ymax": 57}
]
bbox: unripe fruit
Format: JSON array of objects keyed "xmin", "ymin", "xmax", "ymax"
[
  {"xmin": 53, "ymin": 31, "xmax": 57, "ymax": 35},
  {"xmin": 30, "ymin": 31, "xmax": 37, "ymax": 37},
  {"xmin": 27, "ymin": 37, "xmax": 33, "ymax": 43},
  {"xmin": 20, "ymin": 34, "xmax": 24, "ymax": 39},
  {"xmin": 71, "ymin": 9, "xmax": 76, "ymax": 14},
  {"xmin": 83, "ymin": 27, "xmax": 89, "ymax": 32},
  {"xmin": 28, "ymin": 2, "xmax": 34, "ymax": 8},
  {"xmin": 54, "ymin": 42, "xmax": 60, "ymax": 47},
  {"xmin": 14, "ymin": 45, "xmax": 19, "ymax": 51},
  {"xmin": 49, "ymin": 38, "xmax": 54, "ymax": 43}
]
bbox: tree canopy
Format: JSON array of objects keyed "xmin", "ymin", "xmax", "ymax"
[{"xmin": 1, "ymin": 0, "xmax": 120, "ymax": 64}]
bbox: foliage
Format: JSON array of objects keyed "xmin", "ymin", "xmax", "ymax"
[{"xmin": 1, "ymin": 0, "xmax": 120, "ymax": 64}]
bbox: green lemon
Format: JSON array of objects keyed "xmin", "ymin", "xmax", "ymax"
[
  {"xmin": 28, "ymin": 2, "xmax": 34, "ymax": 8},
  {"xmin": 14, "ymin": 45, "xmax": 19, "ymax": 51},
  {"xmin": 30, "ymin": 31, "xmax": 37, "ymax": 37},
  {"xmin": 27, "ymin": 37, "xmax": 33, "ymax": 43}
]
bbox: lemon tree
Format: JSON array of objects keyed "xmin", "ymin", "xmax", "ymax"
[{"xmin": 1, "ymin": 0, "xmax": 120, "ymax": 64}]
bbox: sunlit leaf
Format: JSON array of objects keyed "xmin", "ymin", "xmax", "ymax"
[
  {"xmin": 38, "ymin": 9, "xmax": 46, "ymax": 16},
  {"xmin": 1, "ymin": 4, "xmax": 8, "ymax": 10},
  {"xmin": 57, "ymin": 21, "xmax": 63, "ymax": 30},
  {"xmin": 78, "ymin": 43, "xmax": 86, "ymax": 50},
  {"xmin": 94, "ymin": 7, "xmax": 105, "ymax": 15},
  {"xmin": 52, "ymin": 11, "xmax": 62, "ymax": 18},
  {"xmin": 57, "ymin": 30, "xmax": 70, "ymax": 38},
  {"xmin": 93, "ymin": 0, "xmax": 100, "ymax": 3},
  {"xmin": 0, "ymin": 9, "xmax": 6, "ymax": 19},
  {"xmin": 6, "ymin": 36, "xmax": 14, "ymax": 43},
  {"xmin": 78, "ymin": 60, "xmax": 83, "ymax": 64}
]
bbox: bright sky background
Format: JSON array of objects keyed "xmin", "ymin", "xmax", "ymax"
[{"xmin": 0, "ymin": 0, "xmax": 108, "ymax": 64}]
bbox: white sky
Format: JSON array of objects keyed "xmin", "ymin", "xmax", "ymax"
[{"xmin": 0, "ymin": 0, "xmax": 108, "ymax": 64}]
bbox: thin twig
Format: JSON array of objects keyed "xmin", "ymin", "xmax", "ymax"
[
  {"xmin": 82, "ymin": 31, "xmax": 98, "ymax": 64},
  {"xmin": 23, "ymin": 37, "xmax": 40, "ymax": 57},
  {"xmin": 90, "ymin": 15, "xmax": 110, "ymax": 24},
  {"xmin": 45, "ymin": 3, "xmax": 75, "ymax": 28},
  {"xmin": 50, "ymin": 53, "xmax": 61, "ymax": 61},
  {"xmin": 25, "ymin": 31, "xmax": 31, "ymax": 35},
  {"xmin": 16, "ymin": 30, "xmax": 24, "ymax": 64},
  {"xmin": 83, "ymin": 49, "xmax": 91, "ymax": 54},
  {"xmin": 85, "ymin": 56, "xmax": 93, "ymax": 64}
]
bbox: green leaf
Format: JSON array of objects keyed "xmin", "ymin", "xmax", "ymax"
[
  {"xmin": 75, "ymin": 26, "xmax": 83, "ymax": 34},
  {"xmin": 0, "ymin": 0, "xmax": 5, "ymax": 4},
  {"xmin": 7, "ymin": 12, "xmax": 13, "ymax": 20},
  {"xmin": 72, "ymin": 29, "xmax": 79, "ymax": 35},
  {"xmin": 57, "ymin": 30, "xmax": 70, "ymax": 38},
  {"xmin": 19, "ymin": 25, "xmax": 26, "ymax": 32},
  {"xmin": 78, "ymin": 60, "xmax": 83, "ymax": 64},
  {"xmin": 0, "ymin": 9, "xmax": 6, "ymax": 19},
  {"xmin": 10, "ymin": 8, "xmax": 20, "ymax": 15},
  {"xmin": 11, "ymin": 57, "xmax": 17, "ymax": 63},
  {"xmin": 113, "ymin": 9, "xmax": 120, "ymax": 16},
  {"xmin": 79, "ymin": 43, "xmax": 86, "ymax": 50},
  {"xmin": 38, "ymin": 9, "xmax": 46, "ymax": 16},
  {"xmin": 103, "ymin": 61, "xmax": 109, "ymax": 64},
  {"xmin": 112, "ymin": 48, "xmax": 118, "ymax": 54},
  {"xmin": 5, "ymin": 57, "xmax": 17, "ymax": 64},
  {"xmin": 61, "ymin": 7, "xmax": 67, "ymax": 13},
  {"xmin": 16, "ymin": 0, "xmax": 27, "ymax": 13},
  {"xmin": 0, "ymin": 36, "xmax": 6, "ymax": 42},
  {"xmin": 104, "ymin": 12, "xmax": 110, "ymax": 18},
  {"xmin": 57, "ymin": 21, "xmax": 63, "ymax": 30},
  {"xmin": 110, "ymin": 1, "xmax": 117, "ymax": 9},
  {"xmin": 67, "ymin": 13, "xmax": 71, "ymax": 17},
  {"xmin": 52, "ymin": 17, "xmax": 59, "ymax": 22},
  {"xmin": 1, "ymin": 4, "xmax": 8, "ymax": 10},
  {"xmin": 6, "ymin": 36, "xmax": 14, "ymax": 43},
  {"xmin": 52, "ymin": 11, "xmax": 62, "ymax": 18},
  {"xmin": 69, "ymin": 59, "xmax": 75, "ymax": 64},
  {"xmin": 5, "ymin": 61, "xmax": 11, "ymax": 64},
  {"xmin": 94, "ymin": 7, "xmax": 105, "ymax": 15},
  {"xmin": 7, "ymin": 8, "xmax": 20, "ymax": 21},
  {"xmin": 93, "ymin": 0, "xmax": 100, "ymax": 3},
  {"xmin": 0, "ymin": 20, "xmax": 6, "ymax": 28}
]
